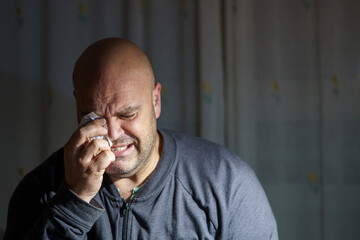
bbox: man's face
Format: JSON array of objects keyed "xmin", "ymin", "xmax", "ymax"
[{"xmin": 75, "ymin": 66, "xmax": 161, "ymax": 179}]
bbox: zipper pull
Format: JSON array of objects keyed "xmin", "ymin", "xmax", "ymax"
[{"xmin": 121, "ymin": 205, "xmax": 128, "ymax": 217}]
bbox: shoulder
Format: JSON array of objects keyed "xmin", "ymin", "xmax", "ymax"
[
  {"xmin": 28, "ymin": 148, "xmax": 64, "ymax": 187},
  {"xmin": 162, "ymin": 129, "xmax": 258, "ymax": 198},
  {"xmin": 162, "ymin": 130, "xmax": 278, "ymax": 238},
  {"xmin": 11, "ymin": 148, "xmax": 65, "ymax": 203},
  {"xmin": 164, "ymin": 129, "xmax": 253, "ymax": 180}
]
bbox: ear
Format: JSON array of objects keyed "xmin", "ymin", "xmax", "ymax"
[
  {"xmin": 73, "ymin": 90, "xmax": 81, "ymax": 123},
  {"xmin": 152, "ymin": 82, "xmax": 162, "ymax": 119}
]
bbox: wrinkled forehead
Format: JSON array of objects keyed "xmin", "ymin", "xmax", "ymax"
[
  {"xmin": 77, "ymin": 62, "xmax": 153, "ymax": 93},
  {"xmin": 75, "ymin": 68, "xmax": 153, "ymax": 120}
]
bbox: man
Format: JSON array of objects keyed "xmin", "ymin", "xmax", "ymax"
[{"xmin": 5, "ymin": 38, "xmax": 278, "ymax": 239}]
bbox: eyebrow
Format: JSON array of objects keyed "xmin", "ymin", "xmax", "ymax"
[
  {"xmin": 79, "ymin": 105, "xmax": 141, "ymax": 119},
  {"xmin": 116, "ymin": 105, "xmax": 141, "ymax": 115}
]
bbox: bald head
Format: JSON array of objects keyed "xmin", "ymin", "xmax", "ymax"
[
  {"xmin": 73, "ymin": 38, "xmax": 155, "ymax": 93},
  {"xmin": 72, "ymin": 38, "xmax": 161, "ymax": 123},
  {"xmin": 70, "ymin": 38, "xmax": 162, "ymax": 181}
]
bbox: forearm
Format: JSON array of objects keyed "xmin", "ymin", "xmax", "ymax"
[{"xmin": 4, "ymin": 183, "xmax": 104, "ymax": 239}]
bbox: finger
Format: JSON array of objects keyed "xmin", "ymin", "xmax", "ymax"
[
  {"xmin": 71, "ymin": 118, "xmax": 108, "ymax": 148},
  {"xmin": 80, "ymin": 118, "xmax": 108, "ymax": 141},
  {"xmin": 79, "ymin": 138, "xmax": 111, "ymax": 166},
  {"xmin": 90, "ymin": 150, "xmax": 115, "ymax": 172}
]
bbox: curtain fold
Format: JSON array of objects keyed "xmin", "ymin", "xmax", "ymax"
[
  {"xmin": 198, "ymin": 0, "xmax": 225, "ymax": 145},
  {"xmin": 1, "ymin": 0, "xmax": 359, "ymax": 239}
]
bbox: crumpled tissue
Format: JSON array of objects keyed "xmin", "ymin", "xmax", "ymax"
[{"xmin": 79, "ymin": 112, "xmax": 112, "ymax": 147}]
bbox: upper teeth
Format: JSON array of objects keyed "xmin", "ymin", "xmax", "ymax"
[{"xmin": 112, "ymin": 146, "xmax": 127, "ymax": 152}]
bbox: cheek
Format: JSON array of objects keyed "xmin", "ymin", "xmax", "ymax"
[
  {"xmin": 121, "ymin": 106, "xmax": 156, "ymax": 139},
  {"xmin": 122, "ymin": 116, "xmax": 147, "ymax": 139}
]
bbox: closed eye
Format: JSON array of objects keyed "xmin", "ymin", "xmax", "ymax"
[
  {"xmin": 116, "ymin": 105, "xmax": 141, "ymax": 120},
  {"xmin": 120, "ymin": 113, "xmax": 137, "ymax": 120}
]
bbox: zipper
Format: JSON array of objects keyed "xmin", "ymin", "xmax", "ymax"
[
  {"xmin": 121, "ymin": 200, "xmax": 131, "ymax": 240},
  {"xmin": 120, "ymin": 187, "xmax": 141, "ymax": 240}
]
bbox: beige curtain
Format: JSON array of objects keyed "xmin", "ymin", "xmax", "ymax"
[
  {"xmin": 200, "ymin": 0, "xmax": 360, "ymax": 239},
  {"xmin": 1, "ymin": 0, "xmax": 359, "ymax": 239}
]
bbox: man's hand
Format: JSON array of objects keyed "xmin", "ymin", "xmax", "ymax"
[{"xmin": 64, "ymin": 118, "xmax": 115, "ymax": 203}]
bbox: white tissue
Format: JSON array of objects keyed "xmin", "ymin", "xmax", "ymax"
[{"xmin": 79, "ymin": 112, "xmax": 113, "ymax": 147}]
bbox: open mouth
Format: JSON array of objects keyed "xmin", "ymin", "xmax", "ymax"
[
  {"xmin": 111, "ymin": 145, "xmax": 128, "ymax": 152},
  {"xmin": 111, "ymin": 143, "xmax": 134, "ymax": 157}
]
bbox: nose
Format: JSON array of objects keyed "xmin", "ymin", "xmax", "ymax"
[{"xmin": 106, "ymin": 117, "xmax": 124, "ymax": 142}]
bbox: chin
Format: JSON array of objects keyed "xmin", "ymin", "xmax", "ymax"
[{"xmin": 105, "ymin": 162, "xmax": 137, "ymax": 179}]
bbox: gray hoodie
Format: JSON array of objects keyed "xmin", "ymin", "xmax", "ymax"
[{"xmin": 5, "ymin": 129, "xmax": 278, "ymax": 239}]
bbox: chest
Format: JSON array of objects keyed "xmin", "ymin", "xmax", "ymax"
[{"xmin": 89, "ymin": 181, "xmax": 218, "ymax": 239}]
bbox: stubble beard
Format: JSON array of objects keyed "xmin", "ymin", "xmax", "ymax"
[{"xmin": 105, "ymin": 115, "xmax": 157, "ymax": 179}]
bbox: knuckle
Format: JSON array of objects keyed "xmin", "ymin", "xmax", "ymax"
[
  {"xmin": 96, "ymin": 150, "xmax": 113, "ymax": 162},
  {"xmin": 93, "ymin": 138, "xmax": 109, "ymax": 149},
  {"xmin": 77, "ymin": 127, "xmax": 87, "ymax": 139},
  {"xmin": 105, "ymin": 150, "xmax": 115, "ymax": 160},
  {"xmin": 103, "ymin": 150, "xmax": 112, "ymax": 158},
  {"xmin": 86, "ymin": 138, "xmax": 98, "ymax": 149},
  {"xmin": 86, "ymin": 163, "xmax": 96, "ymax": 173}
]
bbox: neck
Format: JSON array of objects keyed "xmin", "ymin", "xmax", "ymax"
[{"xmin": 111, "ymin": 132, "xmax": 163, "ymax": 202}]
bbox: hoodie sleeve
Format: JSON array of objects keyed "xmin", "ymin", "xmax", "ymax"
[
  {"xmin": 4, "ymin": 163, "xmax": 104, "ymax": 239},
  {"xmin": 225, "ymin": 163, "xmax": 279, "ymax": 240}
]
